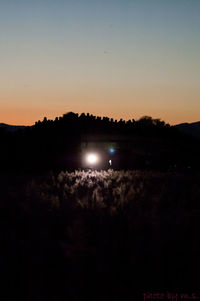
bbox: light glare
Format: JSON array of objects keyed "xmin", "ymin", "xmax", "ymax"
[{"xmin": 86, "ymin": 153, "xmax": 99, "ymax": 165}]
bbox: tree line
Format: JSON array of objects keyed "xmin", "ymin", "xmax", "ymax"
[{"xmin": 0, "ymin": 112, "xmax": 199, "ymax": 172}]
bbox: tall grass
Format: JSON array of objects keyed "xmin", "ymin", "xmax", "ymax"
[{"xmin": 1, "ymin": 170, "xmax": 200, "ymax": 300}]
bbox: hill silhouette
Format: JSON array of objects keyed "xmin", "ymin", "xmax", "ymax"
[
  {"xmin": 175, "ymin": 121, "xmax": 200, "ymax": 139},
  {"xmin": 0, "ymin": 123, "xmax": 27, "ymax": 132},
  {"xmin": 0, "ymin": 112, "xmax": 199, "ymax": 172}
]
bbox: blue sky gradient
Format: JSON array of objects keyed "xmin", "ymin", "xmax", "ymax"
[{"xmin": 0, "ymin": 0, "xmax": 200, "ymax": 124}]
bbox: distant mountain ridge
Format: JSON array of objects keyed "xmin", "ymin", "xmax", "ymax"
[
  {"xmin": 0, "ymin": 123, "xmax": 28, "ymax": 132},
  {"xmin": 175, "ymin": 121, "xmax": 200, "ymax": 139}
]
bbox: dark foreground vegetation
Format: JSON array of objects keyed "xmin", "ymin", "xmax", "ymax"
[
  {"xmin": 1, "ymin": 113, "xmax": 200, "ymax": 300},
  {"xmin": 1, "ymin": 170, "xmax": 200, "ymax": 300}
]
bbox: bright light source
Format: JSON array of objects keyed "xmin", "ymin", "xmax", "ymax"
[{"xmin": 86, "ymin": 153, "xmax": 99, "ymax": 165}]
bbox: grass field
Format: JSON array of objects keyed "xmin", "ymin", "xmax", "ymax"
[{"xmin": 1, "ymin": 169, "xmax": 200, "ymax": 300}]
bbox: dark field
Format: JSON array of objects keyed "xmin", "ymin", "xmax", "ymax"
[{"xmin": 1, "ymin": 169, "xmax": 200, "ymax": 300}]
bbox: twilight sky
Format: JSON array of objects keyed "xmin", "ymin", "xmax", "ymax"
[{"xmin": 0, "ymin": 0, "xmax": 200, "ymax": 125}]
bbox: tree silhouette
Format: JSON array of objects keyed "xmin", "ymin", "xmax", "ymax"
[{"xmin": 0, "ymin": 111, "xmax": 199, "ymax": 172}]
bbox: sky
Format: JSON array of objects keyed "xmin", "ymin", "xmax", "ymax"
[{"xmin": 0, "ymin": 0, "xmax": 200, "ymax": 125}]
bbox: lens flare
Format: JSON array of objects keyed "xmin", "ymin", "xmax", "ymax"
[{"xmin": 109, "ymin": 148, "xmax": 115, "ymax": 154}]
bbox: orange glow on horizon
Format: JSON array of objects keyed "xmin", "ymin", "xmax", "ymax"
[
  {"xmin": 1, "ymin": 85, "xmax": 199, "ymax": 126},
  {"xmin": 0, "ymin": 106, "xmax": 199, "ymax": 126}
]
